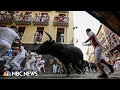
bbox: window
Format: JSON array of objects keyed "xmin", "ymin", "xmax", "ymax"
[
  {"xmin": 25, "ymin": 12, "xmax": 32, "ymax": 14},
  {"xmin": 18, "ymin": 27, "xmax": 26, "ymax": 40},
  {"xmin": 34, "ymin": 27, "xmax": 44, "ymax": 43},
  {"xmin": 113, "ymin": 36, "xmax": 118, "ymax": 45},
  {"xmin": 36, "ymin": 27, "xmax": 44, "ymax": 34},
  {"xmin": 56, "ymin": 28, "xmax": 64, "ymax": 43},
  {"xmin": 59, "ymin": 14, "xmax": 66, "ymax": 16},
  {"xmin": 41, "ymin": 13, "xmax": 46, "ymax": 15}
]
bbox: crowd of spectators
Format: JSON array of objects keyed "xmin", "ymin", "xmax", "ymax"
[
  {"xmin": 54, "ymin": 14, "xmax": 69, "ymax": 23},
  {"xmin": 0, "ymin": 11, "xmax": 69, "ymax": 25}
]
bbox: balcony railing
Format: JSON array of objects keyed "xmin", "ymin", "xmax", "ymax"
[
  {"xmin": 13, "ymin": 12, "xmax": 32, "ymax": 25},
  {"xmin": 33, "ymin": 15, "xmax": 50, "ymax": 26},
  {"xmin": 53, "ymin": 15, "xmax": 69, "ymax": 27},
  {"xmin": 0, "ymin": 20, "xmax": 13, "ymax": 25},
  {"xmin": 33, "ymin": 21, "xmax": 49, "ymax": 26},
  {"xmin": 13, "ymin": 20, "xmax": 31, "ymax": 25},
  {"xmin": 0, "ymin": 15, "xmax": 13, "ymax": 24},
  {"xmin": 53, "ymin": 21, "xmax": 68, "ymax": 27}
]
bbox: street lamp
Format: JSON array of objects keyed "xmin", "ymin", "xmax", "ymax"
[
  {"xmin": 73, "ymin": 26, "xmax": 78, "ymax": 30},
  {"xmin": 76, "ymin": 39, "xmax": 79, "ymax": 42},
  {"xmin": 73, "ymin": 26, "xmax": 78, "ymax": 44}
]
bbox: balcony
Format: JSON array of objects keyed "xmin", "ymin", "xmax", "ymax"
[
  {"xmin": 0, "ymin": 20, "xmax": 12, "ymax": 25},
  {"xmin": 53, "ymin": 21, "xmax": 68, "ymax": 27},
  {"xmin": 14, "ymin": 20, "xmax": 31, "ymax": 25},
  {"xmin": 0, "ymin": 15, "xmax": 13, "ymax": 25},
  {"xmin": 33, "ymin": 21, "xmax": 49, "ymax": 26},
  {"xmin": 33, "ymin": 13, "xmax": 50, "ymax": 26},
  {"xmin": 53, "ymin": 15, "xmax": 69, "ymax": 27},
  {"xmin": 13, "ymin": 12, "xmax": 32, "ymax": 25}
]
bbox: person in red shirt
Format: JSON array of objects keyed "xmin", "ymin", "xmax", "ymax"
[{"xmin": 83, "ymin": 28, "xmax": 114, "ymax": 78}]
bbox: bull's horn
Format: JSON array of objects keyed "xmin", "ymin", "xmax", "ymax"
[{"xmin": 44, "ymin": 31, "xmax": 52, "ymax": 41}]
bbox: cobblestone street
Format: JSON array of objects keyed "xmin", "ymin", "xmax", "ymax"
[{"xmin": 1, "ymin": 71, "xmax": 120, "ymax": 79}]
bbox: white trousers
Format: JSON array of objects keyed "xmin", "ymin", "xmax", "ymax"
[
  {"xmin": 116, "ymin": 64, "xmax": 120, "ymax": 70},
  {"xmin": 37, "ymin": 64, "xmax": 45, "ymax": 73},
  {"xmin": 0, "ymin": 40, "xmax": 11, "ymax": 57},
  {"xmin": 10, "ymin": 55, "xmax": 25, "ymax": 70},
  {"xmin": 26, "ymin": 59, "xmax": 36, "ymax": 71},
  {"xmin": 94, "ymin": 46, "xmax": 103, "ymax": 64},
  {"xmin": 113, "ymin": 64, "xmax": 116, "ymax": 70},
  {"xmin": 53, "ymin": 64, "xmax": 57, "ymax": 73},
  {"xmin": 57, "ymin": 67, "xmax": 60, "ymax": 73},
  {"xmin": 60, "ymin": 38, "xmax": 64, "ymax": 43},
  {"xmin": 1, "ymin": 56, "xmax": 12, "ymax": 69}
]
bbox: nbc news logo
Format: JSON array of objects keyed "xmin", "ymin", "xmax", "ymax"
[
  {"xmin": 3, "ymin": 71, "xmax": 12, "ymax": 76},
  {"xmin": 3, "ymin": 71, "xmax": 38, "ymax": 76}
]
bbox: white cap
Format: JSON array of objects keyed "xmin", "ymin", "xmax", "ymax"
[
  {"xmin": 36, "ymin": 55, "xmax": 42, "ymax": 58},
  {"xmin": 31, "ymin": 52, "xmax": 35, "ymax": 55},
  {"xmin": 39, "ymin": 55, "xmax": 42, "ymax": 58}
]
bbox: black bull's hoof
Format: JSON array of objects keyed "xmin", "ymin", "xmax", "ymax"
[
  {"xmin": 76, "ymin": 71, "xmax": 81, "ymax": 74},
  {"xmin": 66, "ymin": 74, "xmax": 70, "ymax": 77},
  {"xmin": 0, "ymin": 60, "xmax": 6, "ymax": 69}
]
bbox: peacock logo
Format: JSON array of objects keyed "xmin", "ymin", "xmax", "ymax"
[{"xmin": 3, "ymin": 71, "xmax": 12, "ymax": 76}]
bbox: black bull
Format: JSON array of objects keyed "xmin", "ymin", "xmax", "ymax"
[{"xmin": 36, "ymin": 31, "xmax": 85, "ymax": 77}]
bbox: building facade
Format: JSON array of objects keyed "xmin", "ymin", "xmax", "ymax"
[
  {"xmin": 96, "ymin": 24, "xmax": 120, "ymax": 57},
  {"xmin": 0, "ymin": 11, "xmax": 74, "ymax": 73},
  {"xmin": 0, "ymin": 11, "xmax": 74, "ymax": 50}
]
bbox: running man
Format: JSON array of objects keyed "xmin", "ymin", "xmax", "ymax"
[
  {"xmin": 83, "ymin": 28, "xmax": 114, "ymax": 78},
  {"xmin": 0, "ymin": 26, "xmax": 21, "ymax": 57}
]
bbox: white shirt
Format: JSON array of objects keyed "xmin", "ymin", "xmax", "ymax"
[
  {"xmin": 35, "ymin": 32, "xmax": 39, "ymax": 36},
  {"xmin": 31, "ymin": 55, "xmax": 36, "ymax": 61},
  {"xmin": 0, "ymin": 27, "xmax": 20, "ymax": 46},
  {"xmin": 100, "ymin": 54, "xmax": 105, "ymax": 60},
  {"xmin": 60, "ymin": 33, "xmax": 64, "ymax": 38},
  {"xmin": 88, "ymin": 31, "xmax": 102, "ymax": 48},
  {"xmin": 40, "ymin": 60, "xmax": 45, "ymax": 65},
  {"xmin": 30, "ymin": 52, "xmax": 36, "ymax": 61},
  {"xmin": 17, "ymin": 46, "xmax": 27, "ymax": 56}
]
